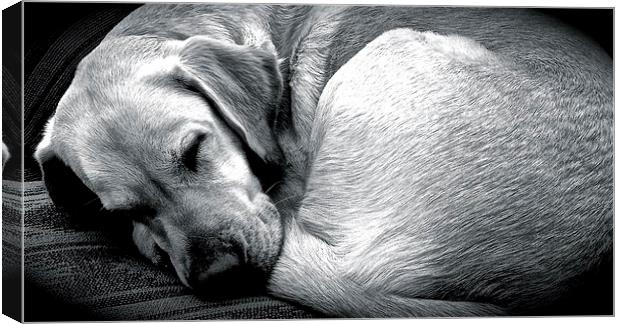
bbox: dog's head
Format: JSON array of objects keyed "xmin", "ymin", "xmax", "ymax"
[{"xmin": 35, "ymin": 36, "xmax": 284, "ymax": 290}]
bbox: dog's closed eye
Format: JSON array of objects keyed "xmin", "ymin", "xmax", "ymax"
[{"xmin": 181, "ymin": 131, "xmax": 208, "ymax": 172}]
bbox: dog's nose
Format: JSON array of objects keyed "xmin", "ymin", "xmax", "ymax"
[
  {"xmin": 187, "ymin": 241, "xmax": 243, "ymax": 289},
  {"xmin": 196, "ymin": 252, "xmax": 240, "ymax": 283}
]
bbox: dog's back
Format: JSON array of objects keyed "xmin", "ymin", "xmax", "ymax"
[{"xmin": 269, "ymin": 8, "xmax": 612, "ymax": 317}]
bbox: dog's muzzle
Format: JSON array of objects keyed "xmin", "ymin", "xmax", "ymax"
[
  {"xmin": 183, "ymin": 236, "xmax": 269, "ymax": 297},
  {"xmin": 186, "ymin": 238, "xmax": 243, "ymax": 288}
]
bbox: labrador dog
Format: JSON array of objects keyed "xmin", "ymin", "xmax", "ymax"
[{"xmin": 35, "ymin": 4, "xmax": 612, "ymax": 317}]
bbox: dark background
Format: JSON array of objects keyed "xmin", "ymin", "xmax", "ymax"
[
  {"xmin": 14, "ymin": 2, "xmax": 614, "ymax": 320},
  {"xmin": 23, "ymin": 4, "xmax": 614, "ymax": 58}
]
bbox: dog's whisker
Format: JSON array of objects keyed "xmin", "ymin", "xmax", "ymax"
[
  {"xmin": 93, "ymin": 206, "xmax": 107, "ymax": 218},
  {"xmin": 79, "ymin": 196, "xmax": 101, "ymax": 208},
  {"xmin": 264, "ymin": 180, "xmax": 283, "ymax": 195},
  {"xmin": 272, "ymin": 195, "xmax": 299, "ymax": 208}
]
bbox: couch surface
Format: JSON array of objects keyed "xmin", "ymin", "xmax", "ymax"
[{"xmin": 3, "ymin": 180, "xmax": 317, "ymax": 320}]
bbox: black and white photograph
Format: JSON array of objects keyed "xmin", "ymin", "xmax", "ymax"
[{"xmin": 1, "ymin": 0, "xmax": 615, "ymax": 321}]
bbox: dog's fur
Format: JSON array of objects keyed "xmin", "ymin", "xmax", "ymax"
[
  {"xmin": 35, "ymin": 5, "xmax": 612, "ymax": 317},
  {"xmin": 2, "ymin": 142, "xmax": 9, "ymax": 168}
]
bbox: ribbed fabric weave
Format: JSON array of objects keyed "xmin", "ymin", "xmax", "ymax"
[{"xmin": 9, "ymin": 181, "xmax": 316, "ymax": 320}]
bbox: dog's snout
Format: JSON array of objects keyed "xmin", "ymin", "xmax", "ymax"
[
  {"xmin": 195, "ymin": 253, "xmax": 240, "ymax": 283},
  {"xmin": 187, "ymin": 240, "xmax": 243, "ymax": 289}
]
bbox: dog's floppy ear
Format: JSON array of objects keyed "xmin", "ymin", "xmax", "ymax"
[
  {"xmin": 34, "ymin": 116, "xmax": 102, "ymax": 218},
  {"xmin": 174, "ymin": 36, "xmax": 283, "ymax": 164}
]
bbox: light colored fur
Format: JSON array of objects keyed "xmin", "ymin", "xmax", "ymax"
[
  {"xmin": 35, "ymin": 35, "xmax": 284, "ymax": 286},
  {"xmin": 270, "ymin": 28, "xmax": 612, "ymax": 316},
  {"xmin": 2, "ymin": 142, "xmax": 9, "ymax": 168},
  {"xmin": 35, "ymin": 5, "xmax": 612, "ymax": 317}
]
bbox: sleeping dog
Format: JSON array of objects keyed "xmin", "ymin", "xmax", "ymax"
[{"xmin": 35, "ymin": 4, "xmax": 612, "ymax": 317}]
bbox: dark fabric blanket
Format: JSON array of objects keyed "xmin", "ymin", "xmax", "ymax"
[{"xmin": 3, "ymin": 180, "xmax": 316, "ymax": 320}]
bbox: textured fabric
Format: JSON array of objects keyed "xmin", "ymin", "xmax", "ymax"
[
  {"xmin": 2, "ymin": 180, "xmax": 23, "ymax": 321},
  {"xmin": 11, "ymin": 181, "xmax": 317, "ymax": 320}
]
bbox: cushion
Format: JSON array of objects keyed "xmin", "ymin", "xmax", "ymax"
[{"xmin": 11, "ymin": 180, "xmax": 317, "ymax": 320}]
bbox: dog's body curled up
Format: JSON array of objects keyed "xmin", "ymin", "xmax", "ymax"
[{"xmin": 35, "ymin": 5, "xmax": 612, "ymax": 317}]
